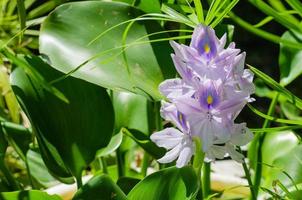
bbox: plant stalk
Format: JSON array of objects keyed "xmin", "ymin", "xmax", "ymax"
[
  {"xmin": 202, "ymin": 162, "xmax": 211, "ymax": 198},
  {"xmin": 252, "ymin": 92, "xmax": 279, "ymax": 199}
]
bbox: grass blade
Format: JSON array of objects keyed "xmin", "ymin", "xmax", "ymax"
[{"xmin": 248, "ymin": 64, "xmax": 302, "ymax": 110}]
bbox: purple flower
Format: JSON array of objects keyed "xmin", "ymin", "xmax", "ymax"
[
  {"xmin": 151, "ymin": 25, "xmax": 255, "ymax": 167},
  {"xmin": 151, "ymin": 102, "xmax": 194, "ymax": 167}
]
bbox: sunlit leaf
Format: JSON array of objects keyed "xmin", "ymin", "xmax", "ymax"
[
  {"xmin": 96, "ymin": 131, "xmax": 123, "ymax": 158},
  {"xmin": 0, "ymin": 190, "xmax": 61, "ymax": 200},
  {"xmin": 128, "ymin": 166, "xmax": 199, "ymax": 200},
  {"xmin": 261, "ymin": 131, "xmax": 302, "ymax": 197},
  {"xmin": 279, "ymin": 31, "xmax": 302, "ymax": 86},
  {"xmin": 40, "ymin": 1, "xmax": 176, "ymax": 101}
]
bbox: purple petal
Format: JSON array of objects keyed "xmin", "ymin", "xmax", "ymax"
[
  {"xmin": 150, "ymin": 128, "xmax": 183, "ymax": 149},
  {"xmin": 176, "ymin": 146, "xmax": 194, "ymax": 168},
  {"xmin": 190, "ymin": 25, "xmax": 219, "ymax": 60},
  {"xmin": 157, "ymin": 143, "xmax": 182, "ymax": 163},
  {"xmin": 175, "ymin": 94, "xmax": 203, "ymax": 115},
  {"xmin": 160, "ymin": 102, "xmax": 190, "ymax": 133},
  {"xmin": 159, "ymin": 78, "xmax": 192, "ymax": 100}
]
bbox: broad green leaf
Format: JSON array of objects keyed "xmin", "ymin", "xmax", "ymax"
[
  {"xmin": 26, "ymin": 149, "xmax": 59, "ymax": 188},
  {"xmin": 133, "ymin": 0, "xmax": 161, "ymax": 13},
  {"xmin": 39, "ymin": 1, "xmax": 175, "ymax": 101},
  {"xmin": 122, "ymin": 128, "xmax": 165, "ymax": 159},
  {"xmin": 0, "ymin": 190, "xmax": 61, "ymax": 200},
  {"xmin": 261, "ymin": 131, "xmax": 302, "ymax": 193},
  {"xmin": 117, "ymin": 177, "xmax": 140, "ymax": 195},
  {"xmin": 128, "ymin": 166, "xmax": 199, "ymax": 200},
  {"xmin": 96, "ymin": 131, "xmax": 123, "ymax": 157},
  {"xmin": 279, "ymin": 31, "xmax": 302, "ymax": 86},
  {"xmin": 73, "ymin": 174, "xmax": 127, "ymax": 200},
  {"xmin": 10, "ymin": 55, "xmax": 114, "ymax": 181},
  {"xmin": 113, "ymin": 0, "xmax": 161, "ymax": 13},
  {"xmin": 113, "ymin": 91, "xmax": 148, "ymax": 134}
]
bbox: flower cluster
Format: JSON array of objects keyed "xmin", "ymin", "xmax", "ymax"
[{"xmin": 151, "ymin": 25, "xmax": 255, "ymax": 168}]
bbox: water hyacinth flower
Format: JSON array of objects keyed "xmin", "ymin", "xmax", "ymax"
[{"xmin": 151, "ymin": 25, "xmax": 255, "ymax": 168}]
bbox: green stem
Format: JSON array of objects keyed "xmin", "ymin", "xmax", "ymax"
[
  {"xmin": 252, "ymin": 92, "xmax": 279, "ymax": 199},
  {"xmin": 239, "ymin": 148, "xmax": 256, "ymax": 200},
  {"xmin": 76, "ymin": 175, "xmax": 83, "ymax": 189},
  {"xmin": 116, "ymin": 148, "xmax": 124, "ymax": 177},
  {"xmin": 202, "ymin": 162, "xmax": 211, "ymax": 198},
  {"xmin": 192, "ymin": 137, "xmax": 204, "ymax": 198},
  {"xmin": 141, "ymin": 153, "xmax": 150, "ymax": 177},
  {"xmin": 101, "ymin": 157, "xmax": 108, "ymax": 174},
  {"xmin": 229, "ymin": 12, "xmax": 302, "ymax": 50}
]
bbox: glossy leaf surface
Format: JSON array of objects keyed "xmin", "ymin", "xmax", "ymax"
[
  {"xmin": 127, "ymin": 166, "xmax": 199, "ymax": 200},
  {"xmin": 0, "ymin": 190, "xmax": 61, "ymax": 200},
  {"xmin": 261, "ymin": 131, "xmax": 302, "ymax": 196},
  {"xmin": 39, "ymin": 1, "xmax": 175, "ymax": 101}
]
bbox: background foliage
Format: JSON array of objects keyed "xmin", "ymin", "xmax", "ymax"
[{"xmin": 0, "ymin": 0, "xmax": 302, "ymax": 199}]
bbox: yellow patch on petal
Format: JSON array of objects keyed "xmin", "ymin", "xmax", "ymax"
[
  {"xmin": 178, "ymin": 113, "xmax": 183, "ymax": 121},
  {"xmin": 207, "ymin": 95, "xmax": 213, "ymax": 105},
  {"xmin": 204, "ymin": 43, "xmax": 210, "ymax": 54}
]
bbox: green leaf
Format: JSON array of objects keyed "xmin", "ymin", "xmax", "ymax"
[
  {"xmin": 286, "ymin": 0, "xmax": 302, "ymax": 17},
  {"xmin": 279, "ymin": 31, "xmax": 302, "ymax": 86},
  {"xmin": 117, "ymin": 177, "xmax": 140, "ymax": 195},
  {"xmin": 73, "ymin": 174, "xmax": 127, "ymax": 200},
  {"xmin": 122, "ymin": 128, "xmax": 165, "ymax": 159},
  {"xmin": 280, "ymin": 101, "xmax": 302, "ymax": 121},
  {"xmin": 249, "ymin": 0, "xmax": 302, "ymax": 33},
  {"xmin": 161, "ymin": 4, "xmax": 196, "ymax": 27},
  {"xmin": 248, "ymin": 65, "xmax": 302, "ymax": 110},
  {"xmin": 229, "ymin": 12, "xmax": 302, "ymax": 50},
  {"xmin": 128, "ymin": 166, "xmax": 199, "ymax": 200},
  {"xmin": 113, "ymin": 91, "xmax": 148, "ymax": 134},
  {"xmin": 1, "ymin": 121, "xmax": 31, "ymax": 161},
  {"xmin": 261, "ymin": 131, "xmax": 302, "ymax": 196},
  {"xmin": 134, "ymin": 0, "xmax": 161, "ymax": 13},
  {"xmin": 26, "ymin": 149, "xmax": 59, "ymax": 188},
  {"xmin": 0, "ymin": 190, "xmax": 61, "ymax": 200},
  {"xmin": 96, "ymin": 131, "xmax": 123, "ymax": 157},
  {"xmin": 113, "ymin": 0, "xmax": 161, "ymax": 13},
  {"xmin": 39, "ymin": 1, "xmax": 176, "ymax": 101},
  {"xmin": 10, "ymin": 55, "xmax": 114, "ymax": 181}
]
